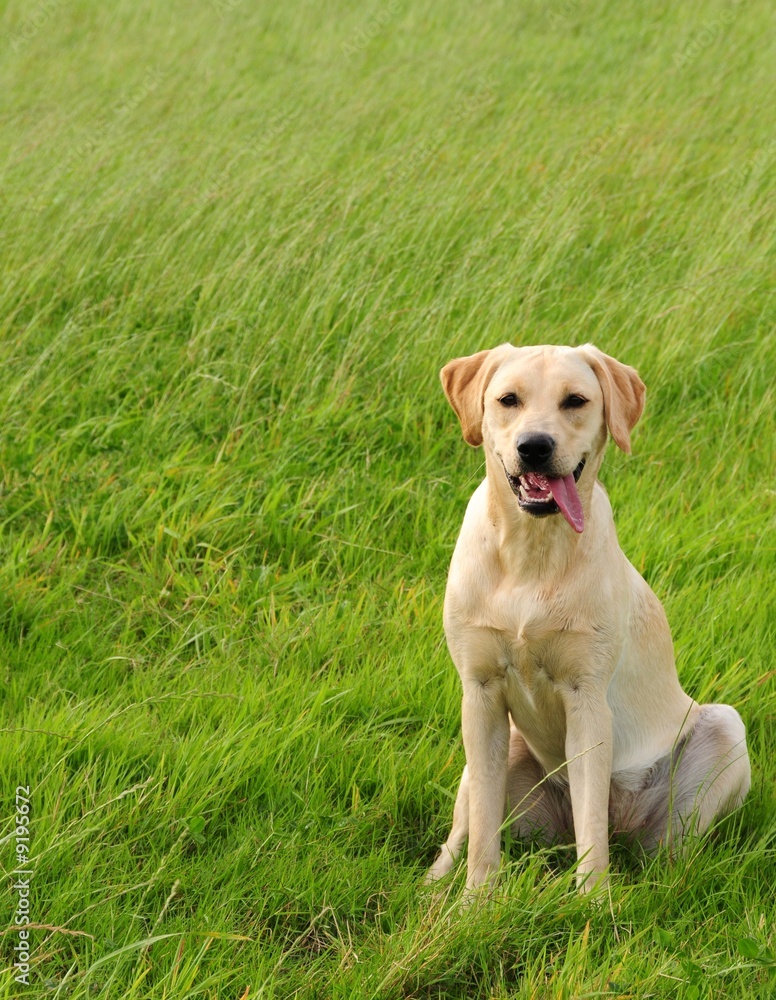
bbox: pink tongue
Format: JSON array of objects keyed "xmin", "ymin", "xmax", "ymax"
[{"xmin": 547, "ymin": 474, "xmax": 584, "ymax": 533}]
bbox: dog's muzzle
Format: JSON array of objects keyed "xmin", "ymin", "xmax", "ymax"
[{"xmin": 505, "ymin": 459, "xmax": 586, "ymax": 532}]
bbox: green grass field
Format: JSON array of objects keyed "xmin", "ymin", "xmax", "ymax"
[{"xmin": 1, "ymin": 0, "xmax": 774, "ymax": 996}]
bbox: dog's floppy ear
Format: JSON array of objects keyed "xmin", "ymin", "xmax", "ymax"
[
  {"xmin": 440, "ymin": 348, "xmax": 504, "ymax": 446},
  {"xmin": 579, "ymin": 345, "xmax": 646, "ymax": 453}
]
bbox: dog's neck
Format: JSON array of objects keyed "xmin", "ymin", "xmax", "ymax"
[{"xmin": 483, "ymin": 451, "xmax": 603, "ymax": 580}]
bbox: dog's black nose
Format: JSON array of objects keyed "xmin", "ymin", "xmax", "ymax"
[{"xmin": 517, "ymin": 432, "xmax": 556, "ymax": 467}]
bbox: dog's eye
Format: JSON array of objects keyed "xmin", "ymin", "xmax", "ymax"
[
  {"xmin": 499, "ymin": 393, "xmax": 520, "ymax": 408},
  {"xmin": 562, "ymin": 394, "xmax": 587, "ymax": 410}
]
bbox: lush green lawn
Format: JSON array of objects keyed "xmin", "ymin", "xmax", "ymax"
[{"xmin": 1, "ymin": 0, "xmax": 774, "ymax": 995}]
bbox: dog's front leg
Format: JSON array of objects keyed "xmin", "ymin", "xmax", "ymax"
[
  {"xmin": 560, "ymin": 684, "xmax": 613, "ymax": 893},
  {"xmin": 461, "ymin": 680, "xmax": 510, "ymax": 891}
]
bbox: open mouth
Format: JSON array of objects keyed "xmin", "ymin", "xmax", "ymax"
[{"xmin": 505, "ymin": 459, "xmax": 586, "ymax": 533}]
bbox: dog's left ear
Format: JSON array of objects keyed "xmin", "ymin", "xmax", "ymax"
[
  {"xmin": 579, "ymin": 345, "xmax": 646, "ymax": 453},
  {"xmin": 440, "ymin": 347, "xmax": 507, "ymax": 446}
]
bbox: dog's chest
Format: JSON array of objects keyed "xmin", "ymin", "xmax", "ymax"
[
  {"xmin": 446, "ymin": 568, "xmax": 600, "ymax": 763},
  {"xmin": 446, "ymin": 535, "xmax": 605, "ymax": 696},
  {"xmin": 499, "ymin": 617, "xmax": 567, "ymax": 703},
  {"xmin": 494, "ymin": 623, "xmax": 571, "ymax": 763},
  {"xmin": 473, "ymin": 584, "xmax": 573, "ymax": 689},
  {"xmin": 488, "ymin": 579, "xmax": 592, "ymax": 691}
]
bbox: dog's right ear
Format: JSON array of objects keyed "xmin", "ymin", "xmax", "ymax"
[
  {"xmin": 579, "ymin": 344, "xmax": 646, "ymax": 454},
  {"xmin": 440, "ymin": 349, "xmax": 502, "ymax": 447}
]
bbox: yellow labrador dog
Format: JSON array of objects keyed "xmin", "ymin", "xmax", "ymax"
[{"xmin": 427, "ymin": 344, "xmax": 750, "ymax": 893}]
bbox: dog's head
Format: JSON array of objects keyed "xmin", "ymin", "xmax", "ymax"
[{"xmin": 440, "ymin": 344, "xmax": 645, "ymax": 533}]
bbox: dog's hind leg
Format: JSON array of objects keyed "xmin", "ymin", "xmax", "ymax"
[
  {"xmin": 632, "ymin": 704, "xmax": 751, "ymax": 851},
  {"xmin": 425, "ymin": 765, "xmax": 470, "ymax": 882},
  {"xmin": 506, "ymin": 729, "xmax": 573, "ymax": 844}
]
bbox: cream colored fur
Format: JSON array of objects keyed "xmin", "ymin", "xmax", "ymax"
[{"xmin": 427, "ymin": 344, "xmax": 750, "ymax": 894}]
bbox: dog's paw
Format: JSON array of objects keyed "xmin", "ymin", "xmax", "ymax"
[
  {"xmin": 424, "ymin": 846, "xmax": 457, "ymax": 884},
  {"xmin": 577, "ymin": 868, "xmax": 610, "ymax": 906}
]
